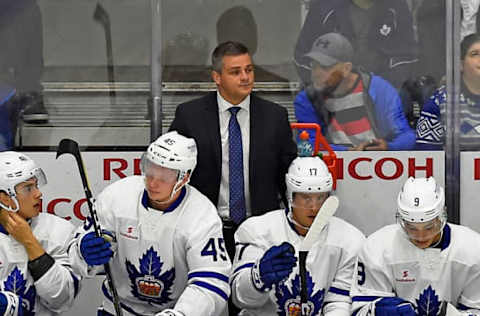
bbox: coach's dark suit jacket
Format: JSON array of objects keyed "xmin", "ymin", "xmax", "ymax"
[{"xmin": 169, "ymin": 91, "xmax": 297, "ymax": 216}]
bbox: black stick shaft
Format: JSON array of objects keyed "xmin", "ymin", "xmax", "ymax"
[
  {"xmin": 56, "ymin": 139, "xmax": 123, "ymax": 316},
  {"xmin": 299, "ymin": 251, "xmax": 308, "ymax": 316}
]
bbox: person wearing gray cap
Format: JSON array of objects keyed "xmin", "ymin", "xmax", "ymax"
[
  {"xmin": 294, "ymin": 0, "xmax": 418, "ymax": 89},
  {"xmin": 294, "ymin": 32, "xmax": 415, "ymax": 151}
]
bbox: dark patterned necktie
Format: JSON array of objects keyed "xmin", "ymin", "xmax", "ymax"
[{"xmin": 228, "ymin": 107, "xmax": 246, "ymax": 224}]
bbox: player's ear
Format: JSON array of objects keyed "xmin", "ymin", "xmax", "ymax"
[
  {"xmin": 181, "ymin": 172, "xmax": 191, "ymax": 185},
  {"xmin": 0, "ymin": 191, "xmax": 9, "ymax": 203},
  {"xmin": 0, "ymin": 192, "xmax": 13, "ymax": 209}
]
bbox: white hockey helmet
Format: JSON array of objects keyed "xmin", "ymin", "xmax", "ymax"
[
  {"xmin": 0, "ymin": 151, "xmax": 47, "ymax": 212},
  {"xmin": 286, "ymin": 156, "xmax": 332, "ymax": 208},
  {"xmin": 397, "ymin": 177, "xmax": 445, "ymax": 223},
  {"xmin": 141, "ymin": 131, "xmax": 197, "ymax": 199}
]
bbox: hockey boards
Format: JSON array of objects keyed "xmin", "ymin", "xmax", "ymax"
[
  {"xmin": 298, "ymin": 196, "xmax": 339, "ymax": 316},
  {"xmin": 56, "ymin": 139, "xmax": 124, "ymax": 316}
]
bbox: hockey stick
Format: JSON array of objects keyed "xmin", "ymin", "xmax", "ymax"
[
  {"xmin": 56, "ymin": 139, "xmax": 123, "ymax": 316},
  {"xmin": 298, "ymin": 195, "xmax": 339, "ymax": 316},
  {"xmin": 94, "ymin": 3, "xmax": 115, "ymax": 105},
  {"xmin": 438, "ymin": 302, "xmax": 464, "ymax": 316}
]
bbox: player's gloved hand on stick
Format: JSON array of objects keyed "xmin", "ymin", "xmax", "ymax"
[
  {"xmin": 252, "ymin": 242, "xmax": 297, "ymax": 291},
  {"xmin": 155, "ymin": 309, "xmax": 185, "ymax": 316},
  {"xmin": 375, "ymin": 297, "xmax": 416, "ymax": 316},
  {"xmin": 0, "ymin": 291, "xmax": 24, "ymax": 316},
  {"xmin": 80, "ymin": 231, "xmax": 114, "ymax": 266}
]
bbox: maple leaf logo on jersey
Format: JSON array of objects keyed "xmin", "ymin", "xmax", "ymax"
[
  {"xmin": 126, "ymin": 247, "xmax": 175, "ymax": 305},
  {"xmin": 4, "ymin": 267, "xmax": 36, "ymax": 314},
  {"xmin": 416, "ymin": 285, "xmax": 440, "ymax": 316},
  {"xmin": 274, "ymin": 272, "xmax": 324, "ymax": 316}
]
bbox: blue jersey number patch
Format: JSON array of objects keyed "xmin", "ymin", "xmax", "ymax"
[
  {"xmin": 357, "ymin": 261, "xmax": 366, "ymax": 285},
  {"xmin": 201, "ymin": 238, "xmax": 227, "ymax": 262}
]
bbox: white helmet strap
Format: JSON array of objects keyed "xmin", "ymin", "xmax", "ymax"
[
  {"xmin": 149, "ymin": 172, "xmax": 190, "ymax": 207},
  {"xmin": 287, "ymin": 210, "xmax": 311, "ymax": 231},
  {"xmin": 0, "ymin": 196, "xmax": 20, "ymax": 213}
]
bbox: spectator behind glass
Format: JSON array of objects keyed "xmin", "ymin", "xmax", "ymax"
[
  {"xmin": 0, "ymin": 1, "xmax": 48, "ymax": 124},
  {"xmin": 294, "ymin": 0, "xmax": 418, "ymax": 89},
  {"xmin": 416, "ymin": 33, "xmax": 480, "ymax": 151},
  {"xmin": 0, "ymin": 85, "xmax": 16, "ymax": 151},
  {"xmin": 294, "ymin": 33, "xmax": 415, "ymax": 151}
]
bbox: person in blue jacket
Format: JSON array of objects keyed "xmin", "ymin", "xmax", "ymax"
[
  {"xmin": 294, "ymin": 33, "xmax": 415, "ymax": 151},
  {"xmin": 416, "ymin": 33, "xmax": 480, "ymax": 151}
]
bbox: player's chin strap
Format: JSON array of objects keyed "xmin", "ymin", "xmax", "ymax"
[
  {"xmin": 151, "ymin": 174, "xmax": 190, "ymax": 207},
  {"xmin": 0, "ymin": 197, "xmax": 20, "ymax": 213},
  {"xmin": 287, "ymin": 210, "xmax": 311, "ymax": 231}
]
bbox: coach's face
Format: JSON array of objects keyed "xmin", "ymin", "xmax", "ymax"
[{"xmin": 212, "ymin": 53, "xmax": 254, "ymax": 105}]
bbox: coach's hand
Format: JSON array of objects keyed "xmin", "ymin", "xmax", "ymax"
[
  {"xmin": 251, "ymin": 242, "xmax": 297, "ymax": 291},
  {"xmin": 80, "ymin": 231, "xmax": 114, "ymax": 266}
]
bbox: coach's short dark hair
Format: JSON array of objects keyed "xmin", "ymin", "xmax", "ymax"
[
  {"xmin": 211, "ymin": 41, "xmax": 249, "ymax": 72},
  {"xmin": 461, "ymin": 33, "xmax": 480, "ymax": 60}
]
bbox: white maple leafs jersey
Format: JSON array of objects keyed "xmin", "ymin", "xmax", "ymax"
[
  {"xmin": 351, "ymin": 223, "xmax": 480, "ymax": 316},
  {"xmin": 0, "ymin": 212, "xmax": 80, "ymax": 315},
  {"xmin": 231, "ymin": 209, "xmax": 365, "ymax": 316},
  {"xmin": 69, "ymin": 176, "xmax": 231, "ymax": 316}
]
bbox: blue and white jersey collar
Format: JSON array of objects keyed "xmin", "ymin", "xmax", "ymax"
[
  {"xmin": 141, "ymin": 186, "xmax": 187, "ymax": 213},
  {"xmin": 0, "ymin": 224, "xmax": 7, "ymax": 235},
  {"xmin": 433, "ymin": 223, "xmax": 451, "ymax": 251}
]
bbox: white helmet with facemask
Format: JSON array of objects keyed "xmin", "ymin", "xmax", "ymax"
[
  {"xmin": 397, "ymin": 177, "xmax": 446, "ymax": 244},
  {"xmin": 285, "ymin": 156, "xmax": 332, "ymax": 209},
  {"xmin": 141, "ymin": 131, "xmax": 197, "ymax": 203},
  {"xmin": 0, "ymin": 152, "xmax": 47, "ymax": 212}
]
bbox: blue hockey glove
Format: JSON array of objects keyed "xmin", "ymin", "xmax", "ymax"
[
  {"xmin": 251, "ymin": 242, "xmax": 297, "ymax": 291},
  {"xmin": 0, "ymin": 291, "xmax": 24, "ymax": 316},
  {"xmin": 375, "ymin": 297, "xmax": 416, "ymax": 316},
  {"xmin": 80, "ymin": 231, "xmax": 114, "ymax": 266}
]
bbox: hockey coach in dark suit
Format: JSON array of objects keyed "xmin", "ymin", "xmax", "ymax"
[{"xmin": 169, "ymin": 41, "xmax": 296, "ymax": 259}]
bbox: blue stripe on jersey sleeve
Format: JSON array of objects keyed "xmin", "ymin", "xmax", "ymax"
[
  {"xmin": 328, "ymin": 286, "xmax": 349, "ymax": 296},
  {"xmin": 69, "ymin": 271, "xmax": 80, "ymax": 297},
  {"xmin": 188, "ymin": 271, "xmax": 229, "ymax": 283},
  {"xmin": 192, "ymin": 280, "xmax": 229, "ymax": 301},
  {"xmin": 458, "ymin": 302, "xmax": 477, "ymax": 311},
  {"xmin": 352, "ymin": 295, "xmax": 380, "ymax": 302},
  {"xmin": 233, "ymin": 262, "xmax": 254, "ymax": 274}
]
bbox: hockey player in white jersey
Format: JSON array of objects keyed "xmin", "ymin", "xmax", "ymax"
[
  {"xmin": 0, "ymin": 151, "xmax": 80, "ymax": 315},
  {"xmin": 231, "ymin": 156, "xmax": 365, "ymax": 316},
  {"xmin": 68, "ymin": 131, "xmax": 231, "ymax": 316},
  {"xmin": 351, "ymin": 177, "xmax": 480, "ymax": 316}
]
